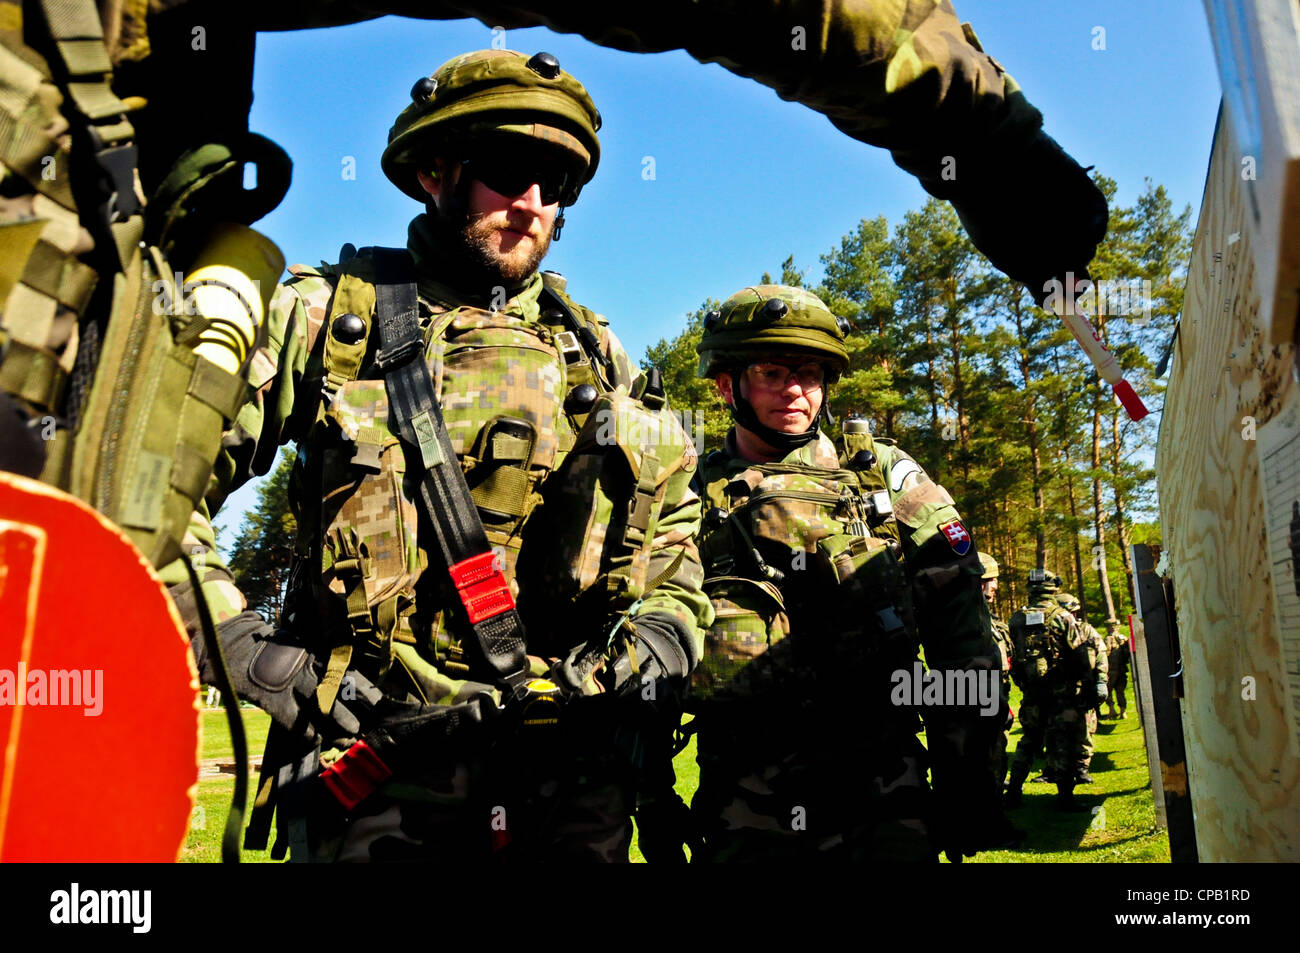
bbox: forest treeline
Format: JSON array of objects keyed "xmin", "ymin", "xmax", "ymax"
[{"xmin": 226, "ymin": 174, "xmax": 1192, "ymax": 630}]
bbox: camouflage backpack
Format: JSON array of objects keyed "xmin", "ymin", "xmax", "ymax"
[
  {"xmin": 1008, "ymin": 600, "xmax": 1078, "ymax": 690},
  {"xmin": 1, "ymin": 0, "xmax": 289, "ymax": 568}
]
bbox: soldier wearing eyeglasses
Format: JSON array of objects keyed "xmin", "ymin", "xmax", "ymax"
[{"xmin": 670, "ymin": 284, "xmax": 1009, "ymax": 862}]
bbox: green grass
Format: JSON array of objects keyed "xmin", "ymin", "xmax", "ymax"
[
  {"xmin": 183, "ymin": 708, "xmax": 276, "ymax": 864},
  {"xmin": 181, "ymin": 778, "xmax": 277, "ymax": 863},
  {"xmin": 969, "ymin": 672, "xmax": 1170, "ymax": 863},
  {"xmin": 188, "ymin": 675, "xmax": 1168, "ymax": 863},
  {"xmin": 199, "ymin": 706, "xmax": 270, "ymax": 763}
]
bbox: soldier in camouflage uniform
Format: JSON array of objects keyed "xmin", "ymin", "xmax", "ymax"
[
  {"xmin": 1104, "ymin": 622, "xmax": 1130, "ymax": 719},
  {"xmin": 681, "ymin": 285, "xmax": 1004, "ymax": 862},
  {"xmin": 1005, "ymin": 572, "xmax": 1106, "ymax": 811},
  {"xmin": 165, "ymin": 49, "xmax": 710, "ymax": 862},
  {"xmin": 978, "ymin": 552, "xmax": 1014, "ymax": 791},
  {"xmin": 1055, "ymin": 590, "xmax": 1107, "ymax": 774},
  {"xmin": 1057, "ymin": 592, "xmax": 1108, "ymax": 752}
]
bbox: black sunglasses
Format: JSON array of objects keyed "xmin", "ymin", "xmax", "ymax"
[{"xmin": 459, "ymin": 155, "xmax": 575, "ymax": 206}]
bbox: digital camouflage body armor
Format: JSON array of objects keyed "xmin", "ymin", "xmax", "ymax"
[
  {"xmin": 684, "ymin": 285, "xmax": 1003, "ymax": 863},
  {"xmin": 281, "ymin": 237, "xmax": 705, "ymax": 710}
]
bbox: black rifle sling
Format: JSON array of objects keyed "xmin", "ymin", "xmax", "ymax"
[{"xmin": 369, "ymin": 248, "xmax": 528, "ymax": 690}]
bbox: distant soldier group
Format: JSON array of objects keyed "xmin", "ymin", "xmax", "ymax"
[{"xmin": 980, "ymin": 560, "xmax": 1128, "ymax": 815}]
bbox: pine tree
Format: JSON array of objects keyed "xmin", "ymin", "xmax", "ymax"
[
  {"xmin": 642, "ymin": 298, "xmax": 729, "ymax": 454},
  {"xmin": 227, "ymin": 450, "xmax": 297, "ymax": 623}
]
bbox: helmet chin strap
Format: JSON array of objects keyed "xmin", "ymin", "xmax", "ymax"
[{"xmin": 728, "ymin": 365, "xmax": 821, "ymax": 454}]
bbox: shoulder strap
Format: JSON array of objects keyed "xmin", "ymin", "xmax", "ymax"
[
  {"xmin": 320, "ymin": 267, "xmax": 375, "ymax": 401},
  {"xmin": 369, "ymin": 248, "xmax": 530, "ymax": 696},
  {"xmin": 539, "ymin": 282, "xmax": 613, "ymax": 387}
]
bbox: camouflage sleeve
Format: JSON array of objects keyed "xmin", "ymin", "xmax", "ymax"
[
  {"xmin": 208, "ymin": 267, "xmax": 333, "ymax": 509},
  {"xmin": 883, "ymin": 446, "xmax": 994, "ymax": 668},
  {"xmin": 602, "ymin": 323, "xmax": 712, "ymax": 668},
  {"xmin": 155, "ymin": 495, "xmax": 248, "ymax": 639},
  {"xmin": 270, "ymin": 1, "xmax": 1033, "ymax": 158},
  {"xmin": 882, "ymin": 444, "xmax": 1003, "ymax": 851},
  {"xmin": 156, "ymin": 267, "xmax": 332, "ymax": 635}
]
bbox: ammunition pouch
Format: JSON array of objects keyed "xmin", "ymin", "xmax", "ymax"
[
  {"xmin": 515, "ymin": 387, "xmax": 694, "ymax": 656},
  {"xmin": 690, "ymin": 575, "xmax": 789, "ymax": 705}
]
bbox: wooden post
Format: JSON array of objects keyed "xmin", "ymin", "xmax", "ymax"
[{"xmin": 1130, "ymin": 544, "xmax": 1198, "ymax": 860}]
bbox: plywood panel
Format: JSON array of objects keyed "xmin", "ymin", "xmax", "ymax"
[
  {"xmin": 1203, "ymin": 0, "xmax": 1300, "ymax": 345},
  {"xmin": 1155, "ymin": 114, "xmax": 1300, "ymax": 861}
]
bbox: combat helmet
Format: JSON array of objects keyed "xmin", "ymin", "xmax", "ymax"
[
  {"xmin": 1027, "ymin": 568, "xmax": 1063, "ymax": 593},
  {"xmin": 382, "ymin": 50, "xmax": 602, "ymax": 207},
  {"xmin": 697, "ymin": 285, "xmax": 851, "ymax": 452},
  {"xmin": 1055, "ymin": 592, "xmax": 1082, "ymax": 613},
  {"xmin": 978, "ymin": 552, "xmax": 999, "ymax": 581}
]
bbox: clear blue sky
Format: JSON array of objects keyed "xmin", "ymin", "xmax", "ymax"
[{"xmin": 218, "ymin": 0, "xmax": 1222, "ymax": 541}]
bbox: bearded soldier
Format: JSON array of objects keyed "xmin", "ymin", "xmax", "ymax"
[
  {"xmin": 1005, "ymin": 572, "xmax": 1104, "ymax": 811},
  {"xmin": 677, "ymin": 285, "xmax": 1004, "ymax": 862},
  {"xmin": 167, "ymin": 49, "xmax": 710, "ymax": 862}
]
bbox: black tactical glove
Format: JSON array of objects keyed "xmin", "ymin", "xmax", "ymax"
[
  {"xmin": 191, "ymin": 611, "xmax": 361, "ymax": 744},
  {"xmin": 550, "ymin": 613, "xmax": 696, "ymax": 700},
  {"xmin": 903, "ymin": 129, "xmax": 1108, "ymax": 305},
  {"xmin": 607, "ymin": 613, "xmax": 696, "ymax": 699}
]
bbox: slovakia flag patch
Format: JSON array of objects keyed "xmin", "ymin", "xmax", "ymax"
[{"xmin": 939, "ymin": 520, "xmax": 971, "ymax": 556}]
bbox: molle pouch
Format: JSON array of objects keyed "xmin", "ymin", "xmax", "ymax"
[
  {"xmin": 315, "ymin": 378, "xmax": 423, "ymax": 673},
  {"xmin": 692, "ymin": 575, "xmax": 790, "ymax": 704},
  {"xmin": 1013, "ymin": 610, "xmax": 1054, "ymax": 687},
  {"xmin": 813, "ymin": 532, "xmax": 916, "ymax": 666},
  {"xmin": 60, "ymin": 245, "xmax": 261, "ymax": 569},
  {"xmin": 466, "ymin": 415, "xmax": 538, "ymax": 536},
  {"xmin": 439, "ymin": 308, "xmax": 563, "ymax": 473},
  {"xmin": 514, "ymin": 389, "xmax": 691, "ymax": 650}
]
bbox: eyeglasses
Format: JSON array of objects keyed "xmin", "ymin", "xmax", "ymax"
[
  {"xmin": 746, "ymin": 362, "xmax": 825, "ymax": 391},
  {"xmin": 458, "ymin": 155, "xmax": 574, "ymax": 205}
]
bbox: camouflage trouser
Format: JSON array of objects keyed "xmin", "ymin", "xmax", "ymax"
[
  {"xmin": 1009, "ymin": 697, "xmax": 1091, "ymax": 784},
  {"xmin": 689, "ymin": 712, "xmax": 933, "ymax": 863},
  {"xmin": 294, "ymin": 743, "xmax": 633, "ymax": 863},
  {"xmin": 993, "ymin": 675, "xmax": 1012, "ymax": 790},
  {"xmin": 1085, "ymin": 708, "xmax": 1098, "ymax": 736},
  {"xmin": 1108, "ymin": 664, "xmax": 1128, "ymax": 714}
]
